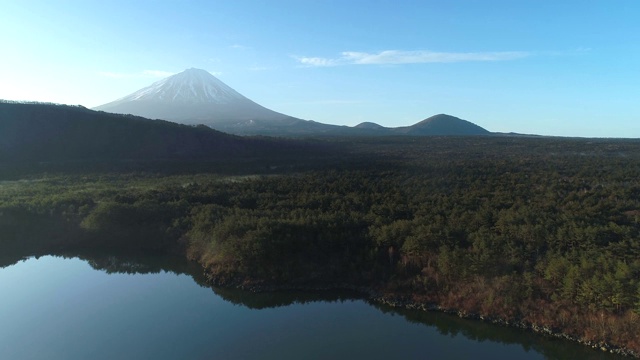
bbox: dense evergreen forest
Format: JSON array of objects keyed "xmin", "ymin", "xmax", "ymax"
[{"xmin": 1, "ymin": 136, "xmax": 640, "ymax": 356}]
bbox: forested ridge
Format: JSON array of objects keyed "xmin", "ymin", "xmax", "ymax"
[
  {"xmin": 1, "ymin": 136, "xmax": 640, "ymax": 355},
  {"xmin": 0, "ymin": 101, "xmax": 329, "ymax": 163}
]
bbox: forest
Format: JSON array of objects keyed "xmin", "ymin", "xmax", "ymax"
[{"xmin": 1, "ymin": 135, "xmax": 640, "ymax": 356}]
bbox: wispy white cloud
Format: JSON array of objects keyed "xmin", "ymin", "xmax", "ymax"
[
  {"xmin": 295, "ymin": 50, "xmax": 529, "ymax": 67},
  {"xmin": 230, "ymin": 44, "xmax": 248, "ymax": 49},
  {"xmin": 294, "ymin": 56, "xmax": 341, "ymax": 67},
  {"xmin": 345, "ymin": 50, "xmax": 528, "ymax": 64}
]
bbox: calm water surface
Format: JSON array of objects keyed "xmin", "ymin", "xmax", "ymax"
[{"xmin": 0, "ymin": 255, "xmax": 625, "ymax": 360}]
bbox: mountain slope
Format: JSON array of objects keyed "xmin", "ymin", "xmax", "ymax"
[
  {"xmin": 112, "ymin": 68, "xmax": 245, "ymax": 104},
  {"xmin": 354, "ymin": 122, "xmax": 387, "ymax": 130},
  {"xmin": 94, "ymin": 69, "xmax": 491, "ymax": 137},
  {"xmin": 94, "ymin": 68, "xmax": 313, "ymax": 134},
  {"xmin": 0, "ymin": 101, "xmax": 314, "ymax": 162},
  {"xmin": 393, "ymin": 114, "xmax": 491, "ymax": 136}
]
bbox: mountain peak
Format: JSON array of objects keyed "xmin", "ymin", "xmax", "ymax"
[
  {"xmin": 417, "ymin": 114, "xmax": 461, "ymax": 124},
  {"xmin": 111, "ymin": 68, "xmax": 247, "ymax": 104},
  {"xmin": 94, "ymin": 70, "xmax": 490, "ymax": 136},
  {"xmin": 354, "ymin": 121, "xmax": 386, "ymax": 130},
  {"xmin": 93, "ymin": 68, "xmax": 294, "ymax": 129},
  {"xmin": 396, "ymin": 114, "xmax": 490, "ymax": 135}
]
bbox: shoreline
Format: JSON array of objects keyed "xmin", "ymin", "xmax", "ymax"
[
  {"xmin": 204, "ymin": 272, "xmax": 640, "ymax": 359},
  {"xmin": 374, "ymin": 296, "xmax": 639, "ymax": 359}
]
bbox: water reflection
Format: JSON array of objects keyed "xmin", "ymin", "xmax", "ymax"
[
  {"xmin": 371, "ymin": 304, "xmax": 621, "ymax": 360},
  {"xmin": 0, "ymin": 250, "xmax": 627, "ymax": 360}
]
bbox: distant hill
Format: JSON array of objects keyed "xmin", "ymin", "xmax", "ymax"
[
  {"xmin": 94, "ymin": 69, "xmax": 491, "ymax": 137},
  {"xmin": 0, "ymin": 101, "xmax": 315, "ymax": 163},
  {"xmin": 392, "ymin": 114, "xmax": 491, "ymax": 136},
  {"xmin": 354, "ymin": 122, "xmax": 387, "ymax": 130}
]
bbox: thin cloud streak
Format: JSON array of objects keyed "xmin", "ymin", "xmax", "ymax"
[
  {"xmin": 295, "ymin": 56, "xmax": 340, "ymax": 67},
  {"xmin": 296, "ymin": 50, "xmax": 529, "ymax": 67}
]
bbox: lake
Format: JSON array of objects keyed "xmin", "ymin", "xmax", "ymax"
[{"xmin": 0, "ymin": 255, "xmax": 625, "ymax": 360}]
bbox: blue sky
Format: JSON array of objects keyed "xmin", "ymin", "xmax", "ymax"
[{"xmin": 1, "ymin": 0, "xmax": 639, "ymax": 137}]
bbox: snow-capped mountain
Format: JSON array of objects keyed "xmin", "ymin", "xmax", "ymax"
[
  {"xmin": 113, "ymin": 68, "xmax": 246, "ymax": 104},
  {"xmin": 94, "ymin": 68, "xmax": 303, "ymax": 133},
  {"xmin": 94, "ymin": 68, "xmax": 491, "ymax": 136}
]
